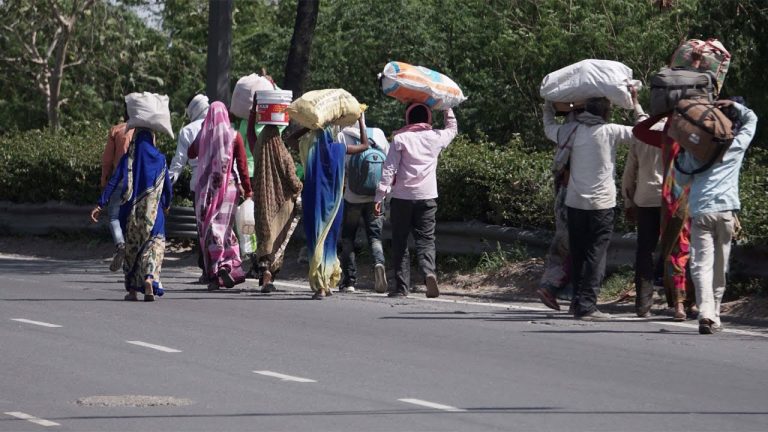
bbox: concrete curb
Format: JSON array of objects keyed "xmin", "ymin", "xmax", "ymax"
[{"xmin": 1, "ymin": 202, "xmax": 766, "ymax": 278}]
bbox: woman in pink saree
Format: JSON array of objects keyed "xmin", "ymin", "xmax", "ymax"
[{"xmin": 189, "ymin": 101, "xmax": 253, "ymax": 290}]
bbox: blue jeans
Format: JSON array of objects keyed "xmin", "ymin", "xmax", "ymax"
[
  {"xmin": 107, "ymin": 185, "xmax": 125, "ymax": 246},
  {"xmin": 339, "ymin": 200, "xmax": 385, "ymax": 287}
]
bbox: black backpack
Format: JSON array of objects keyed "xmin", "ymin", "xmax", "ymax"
[{"xmin": 649, "ymin": 67, "xmax": 716, "ymax": 116}]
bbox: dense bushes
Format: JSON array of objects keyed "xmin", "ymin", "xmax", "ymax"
[
  {"xmin": 0, "ymin": 124, "xmax": 186, "ymax": 205},
  {"xmin": 437, "ymin": 135, "xmax": 553, "ymax": 229},
  {"xmin": 2, "ymin": 126, "xmax": 768, "ymax": 245}
]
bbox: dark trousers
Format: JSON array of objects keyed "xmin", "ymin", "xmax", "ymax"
[
  {"xmin": 390, "ymin": 198, "xmax": 437, "ymax": 293},
  {"xmin": 567, "ymin": 207, "xmax": 614, "ymax": 316},
  {"xmin": 340, "ymin": 200, "xmax": 385, "ymax": 287},
  {"xmin": 635, "ymin": 206, "xmax": 661, "ymax": 311}
]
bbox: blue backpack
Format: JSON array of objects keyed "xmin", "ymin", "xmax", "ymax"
[{"xmin": 347, "ymin": 128, "xmax": 386, "ymax": 196}]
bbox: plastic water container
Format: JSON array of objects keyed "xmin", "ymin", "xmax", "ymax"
[{"xmin": 256, "ymin": 90, "xmax": 293, "ymax": 125}]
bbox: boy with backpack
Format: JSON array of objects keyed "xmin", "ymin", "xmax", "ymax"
[{"xmin": 337, "ymin": 116, "xmax": 390, "ymax": 293}]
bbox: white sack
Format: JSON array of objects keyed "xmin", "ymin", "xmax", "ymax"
[
  {"xmin": 125, "ymin": 92, "xmax": 174, "ymax": 138},
  {"xmin": 230, "ymin": 74, "xmax": 275, "ymax": 119},
  {"xmin": 540, "ymin": 59, "xmax": 640, "ymax": 110}
]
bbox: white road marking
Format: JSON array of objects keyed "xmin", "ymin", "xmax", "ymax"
[
  {"xmin": 416, "ymin": 296, "xmax": 551, "ymax": 311},
  {"xmin": 126, "ymin": 341, "xmax": 182, "ymax": 353},
  {"xmin": 398, "ymin": 398, "xmax": 466, "ymax": 412},
  {"xmin": 194, "ymin": 269, "xmax": 768, "ymax": 338},
  {"xmin": 4, "ymin": 411, "xmax": 60, "ymax": 427},
  {"xmin": 658, "ymin": 321, "xmax": 768, "ymax": 338},
  {"xmin": 272, "ymin": 281, "xmax": 310, "ymax": 290},
  {"xmin": 253, "ymin": 370, "xmax": 317, "ymax": 383},
  {"xmin": 11, "ymin": 319, "xmax": 62, "ymax": 328}
]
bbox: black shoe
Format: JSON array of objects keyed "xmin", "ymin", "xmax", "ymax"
[
  {"xmin": 218, "ymin": 267, "xmax": 235, "ymax": 288},
  {"xmin": 387, "ymin": 290, "xmax": 407, "ymax": 298},
  {"xmin": 699, "ymin": 318, "xmax": 714, "ymax": 335}
]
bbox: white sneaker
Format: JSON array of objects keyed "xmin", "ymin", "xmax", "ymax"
[
  {"xmin": 374, "ymin": 264, "xmax": 388, "ymax": 293},
  {"xmin": 339, "ymin": 285, "xmax": 355, "ymax": 293}
]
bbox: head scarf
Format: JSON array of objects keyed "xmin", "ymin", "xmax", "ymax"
[{"xmin": 187, "ymin": 94, "xmax": 210, "ymax": 122}]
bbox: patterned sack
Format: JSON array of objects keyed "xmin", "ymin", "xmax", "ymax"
[
  {"xmin": 380, "ymin": 61, "xmax": 467, "ymax": 109},
  {"xmin": 670, "ymin": 39, "xmax": 731, "ymax": 93}
]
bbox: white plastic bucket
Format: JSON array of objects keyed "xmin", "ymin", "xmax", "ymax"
[{"xmin": 256, "ymin": 90, "xmax": 293, "ymax": 125}]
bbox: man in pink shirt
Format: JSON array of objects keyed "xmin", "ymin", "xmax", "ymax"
[
  {"xmin": 100, "ymin": 111, "xmax": 134, "ymax": 272},
  {"xmin": 374, "ymin": 103, "xmax": 458, "ymax": 298}
]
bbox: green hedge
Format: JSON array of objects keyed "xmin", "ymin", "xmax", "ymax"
[
  {"xmin": 2, "ymin": 127, "xmax": 767, "ymax": 245},
  {"xmin": 436, "ymin": 135, "xmax": 768, "ymax": 246},
  {"xmin": 0, "ymin": 123, "xmax": 189, "ymax": 205}
]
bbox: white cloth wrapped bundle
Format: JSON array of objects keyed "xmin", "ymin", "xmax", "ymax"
[{"xmin": 540, "ymin": 59, "xmax": 641, "ymax": 109}]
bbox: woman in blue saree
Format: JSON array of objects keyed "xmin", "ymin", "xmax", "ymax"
[
  {"xmin": 287, "ymin": 117, "xmax": 369, "ymax": 299},
  {"xmin": 91, "ymin": 128, "xmax": 172, "ymax": 302}
]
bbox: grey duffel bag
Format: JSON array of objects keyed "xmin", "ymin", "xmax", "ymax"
[{"xmin": 650, "ymin": 67, "xmax": 716, "ymax": 116}]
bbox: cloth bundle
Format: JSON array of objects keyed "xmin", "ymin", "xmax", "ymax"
[
  {"xmin": 540, "ymin": 59, "xmax": 641, "ymax": 109},
  {"xmin": 125, "ymin": 92, "xmax": 174, "ymax": 138},
  {"xmin": 230, "ymin": 74, "xmax": 276, "ymax": 119}
]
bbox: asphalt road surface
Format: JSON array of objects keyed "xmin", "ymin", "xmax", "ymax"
[{"xmin": 2, "ymin": 253, "xmax": 768, "ymax": 432}]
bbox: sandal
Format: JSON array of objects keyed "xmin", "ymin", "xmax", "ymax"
[
  {"xmin": 536, "ymin": 288, "xmax": 561, "ymax": 311},
  {"xmin": 143, "ymin": 278, "xmax": 155, "ymax": 302},
  {"xmin": 673, "ymin": 303, "xmax": 686, "ymax": 321},
  {"xmin": 218, "ymin": 267, "xmax": 235, "ymax": 288},
  {"xmin": 312, "ymin": 290, "xmax": 325, "ymax": 300}
]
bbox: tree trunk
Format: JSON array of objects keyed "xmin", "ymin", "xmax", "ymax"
[
  {"xmin": 206, "ymin": 0, "xmax": 233, "ymax": 105},
  {"xmin": 48, "ymin": 29, "xmax": 71, "ymax": 130},
  {"xmin": 282, "ymin": 0, "xmax": 319, "ymax": 99}
]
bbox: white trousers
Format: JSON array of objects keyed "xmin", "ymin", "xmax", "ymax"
[{"xmin": 690, "ymin": 211, "xmax": 736, "ymax": 326}]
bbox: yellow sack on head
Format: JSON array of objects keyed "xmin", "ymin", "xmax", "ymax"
[{"xmin": 286, "ymin": 89, "xmax": 364, "ymax": 130}]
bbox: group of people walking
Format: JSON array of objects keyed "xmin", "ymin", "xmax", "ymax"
[
  {"xmin": 536, "ymin": 48, "xmax": 757, "ymax": 335},
  {"xmin": 92, "ymin": 81, "xmax": 458, "ymax": 302},
  {"xmin": 91, "ymin": 48, "xmax": 755, "ymax": 334}
]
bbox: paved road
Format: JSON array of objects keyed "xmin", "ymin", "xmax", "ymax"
[{"xmin": 1, "ymin": 253, "xmax": 768, "ymax": 431}]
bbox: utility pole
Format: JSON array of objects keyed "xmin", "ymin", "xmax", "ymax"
[{"xmin": 206, "ymin": 0, "xmax": 233, "ymax": 105}]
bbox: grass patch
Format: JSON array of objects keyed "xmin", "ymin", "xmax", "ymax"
[
  {"xmin": 599, "ymin": 266, "xmax": 634, "ymax": 302},
  {"xmin": 477, "ymin": 242, "xmax": 529, "ymax": 273}
]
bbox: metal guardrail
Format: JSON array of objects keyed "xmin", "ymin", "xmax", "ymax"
[
  {"xmin": 1, "ymin": 202, "xmax": 766, "ymax": 279},
  {"xmin": 166, "ymin": 206, "xmax": 198, "ymax": 239}
]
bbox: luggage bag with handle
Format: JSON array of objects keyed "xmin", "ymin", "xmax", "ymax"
[
  {"xmin": 649, "ymin": 67, "xmax": 716, "ymax": 116},
  {"xmin": 669, "ymin": 99, "xmax": 734, "ymax": 174}
]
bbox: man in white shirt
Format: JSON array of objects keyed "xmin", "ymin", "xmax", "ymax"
[
  {"xmin": 169, "ymin": 94, "xmax": 209, "ymax": 191},
  {"xmin": 543, "ymin": 91, "xmax": 645, "ymax": 320},
  {"xmin": 336, "ymin": 122, "xmax": 390, "ymax": 293},
  {"xmin": 169, "ymin": 94, "xmax": 209, "ymax": 280}
]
